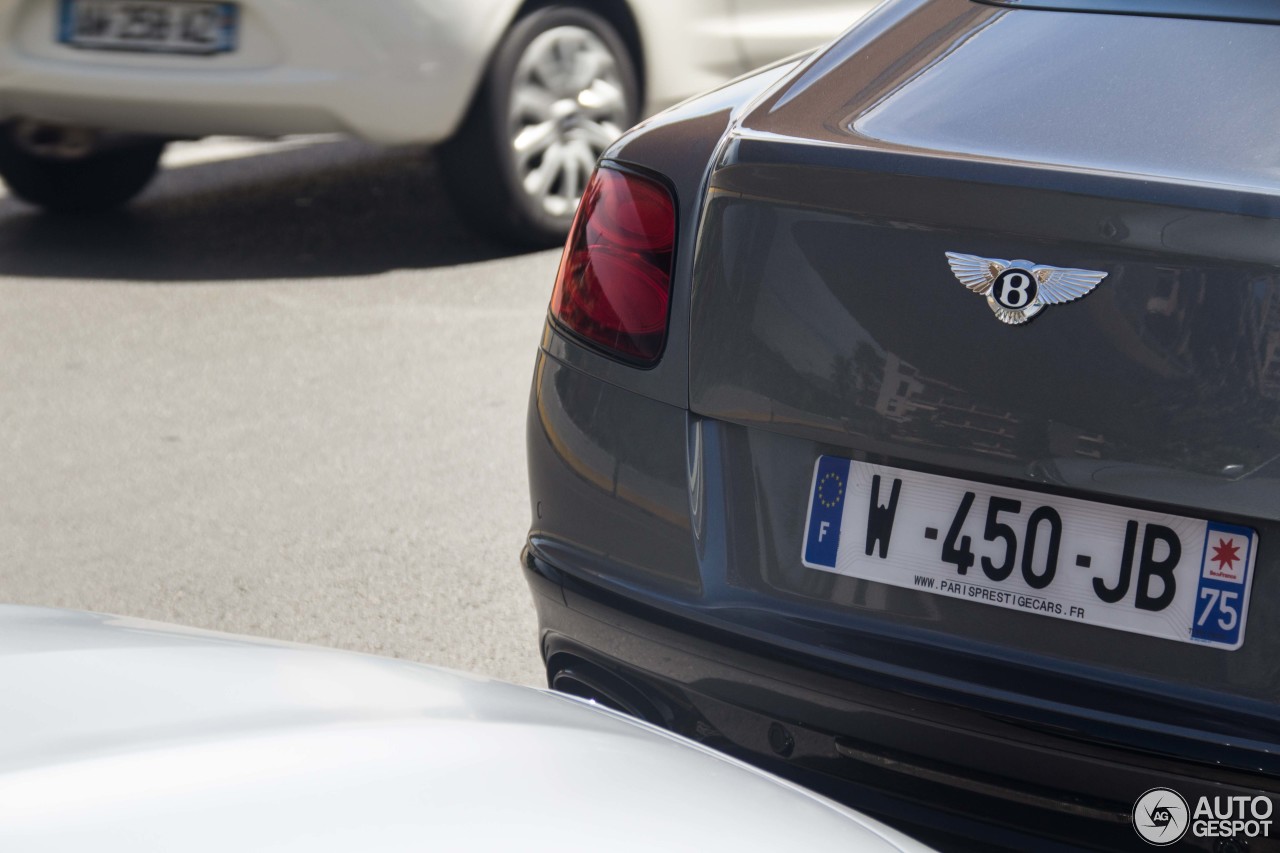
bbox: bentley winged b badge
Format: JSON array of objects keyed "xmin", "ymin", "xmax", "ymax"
[{"xmin": 945, "ymin": 252, "xmax": 1107, "ymax": 325}]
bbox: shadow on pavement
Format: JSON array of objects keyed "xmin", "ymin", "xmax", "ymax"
[{"xmin": 0, "ymin": 138, "xmax": 537, "ymax": 281}]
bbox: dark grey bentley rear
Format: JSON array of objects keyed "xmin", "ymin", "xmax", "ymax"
[{"xmin": 525, "ymin": 1, "xmax": 1280, "ymax": 849}]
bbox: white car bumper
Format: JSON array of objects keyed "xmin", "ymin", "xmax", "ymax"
[{"xmin": 0, "ymin": 0, "xmax": 516, "ymax": 144}]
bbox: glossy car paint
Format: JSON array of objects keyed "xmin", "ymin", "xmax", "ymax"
[
  {"xmin": 0, "ymin": 606, "xmax": 932, "ymax": 853},
  {"xmin": 976, "ymin": 0, "xmax": 1280, "ymax": 24},
  {"xmin": 525, "ymin": 1, "xmax": 1280, "ymax": 850},
  {"xmin": 0, "ymin": 0, "xmax": 876, "ymax": 144}
]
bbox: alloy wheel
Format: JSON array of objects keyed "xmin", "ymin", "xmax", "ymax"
[{"xmin": 507, "ymin": 25, "xmax": 629, "ymax": 219}]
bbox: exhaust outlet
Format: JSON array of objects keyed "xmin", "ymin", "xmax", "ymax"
[
  {"xmin": 548, "ymin": 657, "xmax": 666, "ymax": 726},
  {"xmin": 11, "ymin": 120, "xmax": 100, "ymax": 160}
]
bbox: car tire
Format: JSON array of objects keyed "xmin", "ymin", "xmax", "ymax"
[
  {"xmin": 0, "ymin": 129, "xmax": 164, "ymax": 214},
  {"xmin": 440, "ymin": 5, "xmax": 640, "ymax": 248}
]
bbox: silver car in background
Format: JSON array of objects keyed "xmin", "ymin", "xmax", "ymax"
[{"xmin": 0, "ymin": 0, "xmax": 873, "ymax": 243}]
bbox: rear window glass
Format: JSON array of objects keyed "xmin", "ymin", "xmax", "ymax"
[{"xmin": 975, "ymin": 0, "xmax": 1280, "ymax": 24}]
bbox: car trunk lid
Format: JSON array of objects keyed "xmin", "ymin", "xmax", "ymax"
[{"xmin": 685, "ymin": 0, "xmax": 1280, "ymax": 762}]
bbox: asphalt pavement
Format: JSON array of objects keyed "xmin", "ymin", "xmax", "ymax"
[{"xmin": 0, "ymin": 137, "xmax": 557, "ymax": 686}]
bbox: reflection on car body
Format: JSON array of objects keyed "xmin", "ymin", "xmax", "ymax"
[
  {"xmin": 0, "ymin": 606, "xmax": 934, "ymax": 853},
  {"xmin": 522, "ymin": 1, "xmax": 1280, "ymax": 850}
]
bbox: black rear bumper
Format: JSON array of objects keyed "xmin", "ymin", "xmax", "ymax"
[{"xmin": 524, "ymin": 544, "xmax": 1280, "ymax": 853}]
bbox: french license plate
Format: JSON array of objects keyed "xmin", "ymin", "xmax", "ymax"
[
  {"xmin": 802, "ymin": 456, "xmax": 1257, "ymax": 650},
  {"xmin": 58, "ymin": 0, "xmax": 238, "ymax": 55}
]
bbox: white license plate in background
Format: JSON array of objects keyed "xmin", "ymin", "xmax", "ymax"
[
  {"xmin": 801, "ymin": 456, "xmax": 1257, "ymax": 650},
  {"xmin": 58, "ymin": 0, "xmax": 238, "ymax": 55}
]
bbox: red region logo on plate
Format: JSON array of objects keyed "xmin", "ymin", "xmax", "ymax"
[{"xmin": 1202, "ymin": 531, "xmax": 1248, "ymax": 583}]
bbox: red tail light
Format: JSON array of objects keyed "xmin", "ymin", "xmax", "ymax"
[{"xmin": 549, "ymin": 166, "xmax": 676, "ymax": 365}]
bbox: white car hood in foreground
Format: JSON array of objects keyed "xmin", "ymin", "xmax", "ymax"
[{"xmin": 0, "ymin": 606, "xmax": 930, "ymax": 852}]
